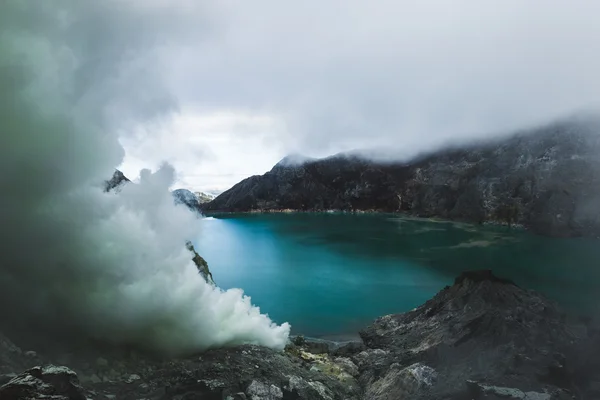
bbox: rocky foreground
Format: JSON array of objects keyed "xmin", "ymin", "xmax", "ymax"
[
  {"xmin": 203, "ymin": 116, "xmax": 600, "ymax": 238},
  {"xmin": 2, "ymin": 270, "xmax": 600, "ymax": 399}
]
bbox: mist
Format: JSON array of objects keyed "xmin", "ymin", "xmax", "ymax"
[
  {"xmin": 0, "ymin": 1, "xmax": 289, "ymax": 354},
  {"xmin": 113, "ymin": 1, "xmax": 600, "ymax": 191}
]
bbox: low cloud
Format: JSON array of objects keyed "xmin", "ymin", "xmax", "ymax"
[{"xmin": 121, "ymin": 1, "xmax": 600, "ymax": 189}]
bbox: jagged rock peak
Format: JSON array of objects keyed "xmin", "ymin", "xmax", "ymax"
[
  {"xmin": 194, "ymin": 191, "xmax": 215, "ymax": 204},
  {"xmin": 172, "ymin": 188, "xmax": 199, "ymax": 206},
  {"xmin": 453, "ymin": 269, "xmax": 517, "ymax": 286},
  {"xmin": 274, "ymin": 153, "xmax": 316, "ymax": 168},
  {"xmin": 103, "ymin": 169, "xmax": 130, "ymax": 192},
  {"xmin": 358, "ymin": 269, "xmax": 594, "ymax": 398}
]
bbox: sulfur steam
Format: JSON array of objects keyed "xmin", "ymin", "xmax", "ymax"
[{"xmin": 0, "ymin": 1, "xmax": 290, "ymax": 354}]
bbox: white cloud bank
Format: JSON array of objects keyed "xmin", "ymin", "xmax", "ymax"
[{"xmin": 120, "ymin": 0, "xmax": 600, "ymax": 191}]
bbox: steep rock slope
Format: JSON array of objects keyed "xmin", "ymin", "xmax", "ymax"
[
  {"xmin": 103, "ymin": 170, "xmax": 130, "ymax": 192},
  {"xmin": 195, "ymin": 191, "xmax": 215, "ymax": 204},
  {"xmin": 172, "ymin": 188, "xmax": 202, "ymax": 213},
  {"xmin": 203, "ymin": 117, "xmax": 600, "ymax": 237},
  {"xmin": 358, "ymin": 270, "xmax": 599, "ymax": 399},
  {"xmin": 185, "ymin": 241, "xmax": 215, "ymax": 286}
]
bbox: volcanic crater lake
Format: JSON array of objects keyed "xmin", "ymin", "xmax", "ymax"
[{"xmin": 193, "ymin": 213, "xmax": 600, "ymax": 338}]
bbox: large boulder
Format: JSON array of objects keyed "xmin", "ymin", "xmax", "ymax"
[
  {"xmin": 103, "ymin": 169, "xmax": 130, "ymax": 192},
  {"xmin": 358, "ymin": 269, "xmax": 592, "ymax": 399},
  {"xmin": 0, "ymin": 366, "xmax": 86, "ymax": 400}
]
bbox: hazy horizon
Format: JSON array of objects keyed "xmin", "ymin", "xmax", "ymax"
[
  {"xmin": 158, "ymin": 111, "xmax": 600, "ymax": 194},
  {"xmin": 107, "ymin": 1, "xmax": 600, "ymax": 192}
]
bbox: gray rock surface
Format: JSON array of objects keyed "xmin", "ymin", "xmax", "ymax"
[
  {"xmin": 103, "ymin": 170, "xmax": 130, "ymax": 192},
  {"xmin": 0, "ymin": 331, "xmax": 24, "ymax": 374},
  {"xmin": 0, "ymin": 365, "xmax": 86, "ymax": 400},
  {"xmin": 186, "ymin": 240, "xmax": 216, "ymax": 285},
  {"xmin": 195, "ymin": 191, "xmax": 216, "ymax": 204},
  {"xmin": 2, "ymin": 270, "xmax": 600, "ymax": 399},
  {"xmin": 364, "ymin": 362, "xmax": 437, "ymax": 400},
  {"xmin": 357, "ymin": 269, "xmax": 598, "ymax": 399},
  {"xmin": 172, "ymin": 188, "xmax": 203, "ymax": 214},
  {"xmin": 203, "ymin": 116, "xmax": 600, "ymax": 237}
]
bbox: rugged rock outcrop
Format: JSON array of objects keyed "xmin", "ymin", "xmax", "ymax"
[
  {"xmin": 172, "ymin": 188, "xmax": 203, "ymax": 213},
  {"xmin": 0, "ymin": 340, "xmax": 362, "ymax": 399},
  {"xmin": 172, "ymin": 189, "xmax": 217, "ymax": 211},
  {"xmin": 186, "ymin": 240, "xmax": 215, "ymax": 285},
  {"xmin": 203, "ymin": 117, "xmax": 600, "ymax": 237},
  {"xmin": 0, "ymin": 366, "xmax": 86, "ymax": 400},
  {"xmin": 357, "ymin": 269, "xmax": 596, "ymax": 399},
  {"xmin": 195, "ymin": 191, "xmax": 216, "ymax": 204},
  {"xmin": 103, "ymin": 170, "xmax": 130, "ymax": 192},
  {"xmin": 2, "ymin": 270, "xmax": 600, "ymax": 399}
]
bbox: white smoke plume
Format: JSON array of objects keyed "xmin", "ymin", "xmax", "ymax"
[{"xmin": 0, "ymin": 1, "xmax": 290, "ymax": 354}]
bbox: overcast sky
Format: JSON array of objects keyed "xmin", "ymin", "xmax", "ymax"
[{"xmin": 116, "ymin": 1, "xmax": 600, "ymax": 193}]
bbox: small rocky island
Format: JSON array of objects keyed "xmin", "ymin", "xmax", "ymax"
[
  {"xmin": 2, "ymin": 270, "xmax": 599, "ymax": 399},
  {"xmin": 203, "ymin": 116, "xmax": 600, "ymax": 238}
]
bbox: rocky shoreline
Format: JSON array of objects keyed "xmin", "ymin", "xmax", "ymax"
[
  {"xmin": 205, "ymin": 209, "xmax": 528, "ymax": 232},
  {"xmin": 2, "ymin": 270, "xmax": 600, "ymax": 399}
]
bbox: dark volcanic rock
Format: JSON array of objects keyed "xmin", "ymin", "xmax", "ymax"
[
  {"xmin": 3, "ymin": 270, "xmax": 600, "ymax": 399},
  {"xmin": 0, "ymin": 331, "xmax": 24, "ymax": 375},
  {"xmin": 144, "ymin": 345, "xmax": 361, "ymax": 400},
  {"xmin": 1, "ymin": 346, "xmax": 361, "ymax": 400},
  {"xmin": 203, "ymin": 117, "xmax": 600, "ymax": 237},
  {"xmin": 358, "ymin": 269, "xmax": 592, "ymax": 399},
  {"xmin": 453, "ymin": 269, "xmax": 517, "ymax": 286},
  {"xmin": 0, "ymin": 365, "xmax": 86, "ymax": 400},
  {"xmin": 103, "ymin": 169, "xmax": 130, "ymax": 192},
  {"xmin": 186, "ymin": 240, "xmax": 215, "ymax": 285}
]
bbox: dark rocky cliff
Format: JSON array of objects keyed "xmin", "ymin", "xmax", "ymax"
[
  {"xmin": 203, "ymin": 117, "xmax": 600, "ymax": 237},
  {"xmin": 2, "ymin": 270, "xmax": 600, "ymax": 399}
]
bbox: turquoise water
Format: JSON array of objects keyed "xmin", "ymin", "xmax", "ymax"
[{"xmin": 194, "ymin": 213, "xmax": 600, "ymax": 338}]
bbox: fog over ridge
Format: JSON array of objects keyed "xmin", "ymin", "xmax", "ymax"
[{"xmin": 114, "ymin": 1, "xmax": 600, "ymax": 191}]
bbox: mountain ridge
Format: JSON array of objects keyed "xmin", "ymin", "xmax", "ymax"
[{"xmin": 202, "ymin": 117, "xmax": 600, "ymax": 237}]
